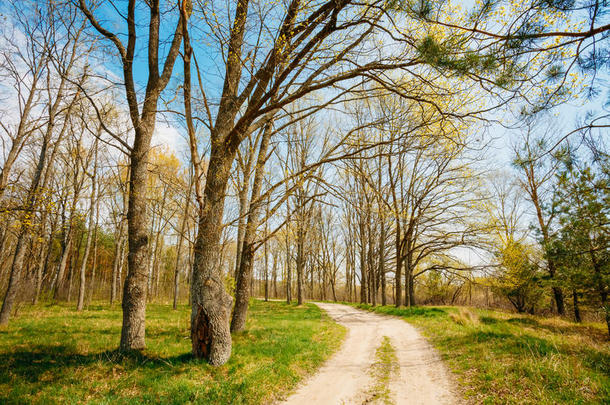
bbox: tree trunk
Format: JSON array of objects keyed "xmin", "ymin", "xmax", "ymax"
[
  {"xmin": 404, "ymin": 263, "xmax": 410, "ymax": 308},
  {"xmin": 368, "ymin": 221, "xmax": 376, "ymax": 306},
  {"xmin": 120, "ymin": 120, "xmax": 156, "ymax": 351},
  {"xmin": 77, "ymin": 145, "xmax": 98, "ymax": 311},
  {"xmin": 286, "ymin": 228, "xmax": 292, "ymax": 303},
  {"xmin": 234, "ymin": 179, "xmax": 249, "ymax": 279},
  {"xmin": 525, "ymin": 161, "xmax": 566, "ymax": 316},
  {"xmin": 379, "ymin": 222, "xmax": 386, "ymax": 306},
  {"xmin": 231, "ymin": 241, "xmax": 256, "ymax": 332},
  {"xmin": 395, "ymin": 238, "xmax": 402, "ymax": 307},
  {"xmin": 408, "ymin": 272, "xmax": 415, "ymax": 306},
  {"xmin": 87, "ymin": 210, "xmax": 99, "ymax": 305},
  {"xmin": 53, "ymin": 165, "xmax": 83, "ymax": 301},
  {"xmin": 572, "ymin": 290, "xmax": 581, "ymax": 323},
  {"xmin": 0, "ymin": 229, "xmax": 28, "ymax": 325},
  {"xmin": 296, "ymin": 228, "xmax": 304, "ymax": 305},
  {"xmin": 190, "ymin": 148, "xmax": 234, "ymax": 365},
  {"xmin": 53, "ymin": 233, "xmax": 72, "ymax": 300},
  {"xmin": 231, "ymin": 122, "xmax": 272, "ymax": 331},
  {"xmin": 111, "ymin": 231, "xmax": 124, "ymax": 305},
  {"xmin": 263, "ymin": 232, "xmax": 269, "ymax": 302},
  {"xmin": 359, "ymin": 219, "xmax": 367, "ymax": 304},
  {"xmin": 68, "ymin": 233, "xmax": 83, "ymax": 303},
  {"xmin": 551, "ymin": 283, "xmax": 565, "ymax": 316},
  {"xmin": 146, "ymin": 207, "xmax": 158, "ymax": 298},
  {"xmin": 76, "ymin": 217, "xmax": 94, "ymax": 311},
  {"xmin": 111, "ymin": 166, "xmax": 129, "ymax": 306},
  {"xmin": 173, "ymin": 182, "xmax": 191, "ymax": 310},
  {"xmin": 33, "ymin": 236, "xmax": 49, "ymax": 305},
  {"xmin": 272, "ymin": 251, "xmax": 278, "ymax": 298}
]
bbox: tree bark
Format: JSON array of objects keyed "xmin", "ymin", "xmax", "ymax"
[
  {"xmin": 272, "ymin": 251, "xmax": 278, "ymax": 298},
  {"xmin": 76, "ymin": 210, "xmax": 94, "ymax": 311},
  {"xmin": 0, "ymin": 229, "xmax": 28, "ymax": 325},
  {"xmin": 359, "ymin": 218, "xmax": 367, "ymax": 304},
  {"xmin": 231, "ymin": 121, "xmax": 272, "ymax": 332},
  {"xmin": 33, "ymin": 241, "xmax": 48, "ymax": 305},
  {"xmin": 379, "ymin": 220, "xmax": 386, "ymax": 306},
  {"xmin": 87, "ymin": 180, "xmax": 101, "ymax": 305},
  {"xmin": 111, "ymin": 167, "xmax": 129, "ymax": 306},
  {"xmin": 120, "ymin": 120, "xmax": 155, "ymax": 350},
  {"xmin": 190, "ymin": 149, "xmax": 234, "ymax": 365},
  {"xmin": 296, "ymin": 226, "xmax": 304, "ymax": 305},
  {"xmin": 263, "ymin": 216, "xmax": 269, "ymax": 302},
  {"xmin": 77, "ymin": 139, "xmax": 98, "ymax": 311},
  {"xmin": 572, "ymin": 290, "xmax": 581, "ymax": 323},
  {"xmin": 174, "ymin": 179, "xmax": 192, "ymax": 310},
  {"xmin": 52, "ymin": 232, "xmax": 72, "ymax": 299},
  {"xmin": 111, "ymin": 229, "xmax": 125, "ymax": 305},
  {"xmin": 234, "ymin": 173, "xmax": 250, "ymax": 279},
  {"xmin": 286, "ymin": 227, "xmax": 292, "ymax": 303}
]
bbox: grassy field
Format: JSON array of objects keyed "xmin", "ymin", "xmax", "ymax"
[
  {"xmin": 0, "ymin": 300, "xmax": 345, "ymax": 404},
  {"xmin": 351, "ymin": 303, "xmax": 609, "ymax": 404}
]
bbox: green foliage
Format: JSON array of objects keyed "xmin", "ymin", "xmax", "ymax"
[
  {"xmin": 416, "ymin": 36, "xmax": 500, "ymax": 77},
  {"xmin": 421, "ymin": 271, "xmax": 452, "ymax": 304},
  {"xmin": 494, "ymin": 240, "xmax": 545, "ymax": 313},
  {"xmin": 547, "ymin": 150, "xmax": 610, "ymax": 330},
  {"xmin": 0, "ymin": 301, "xmax": 345, "ymax": 404}
]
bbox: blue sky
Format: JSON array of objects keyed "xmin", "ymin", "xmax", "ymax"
[{"xmin": 67, "ymin": 0, "xmax": 608, "ymax": 174}]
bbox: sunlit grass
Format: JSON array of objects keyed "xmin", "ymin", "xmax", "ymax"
[
  {"xmin": 365, "ymin": 336, "xmax": 398, "ymax": 405},
  {"xmin": 351, "ymin": 303, "xmax": 609, "ymax": 404},
  {"xmin": 0, "ymin": 300, "xmax": 345, "ymax": 404}
]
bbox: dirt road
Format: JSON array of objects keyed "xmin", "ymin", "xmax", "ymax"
[{"xmin": 280, "ymin": 302, "xmax": 459, "ymax": 405}]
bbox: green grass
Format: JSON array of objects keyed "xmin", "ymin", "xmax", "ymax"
[
  {"xmin": 0, "ymin": 300, "xmax": 345, "ymax": 404},
  {"xmin": 364, "ymin": 336, "xmax": 398, "ymax": 405},
  {"xmin": 349, "ymin": 303, "xmax": 609, "ymax": 404}
]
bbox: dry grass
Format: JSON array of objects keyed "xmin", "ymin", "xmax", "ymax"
[
  {"xmin": 353, "ymin": 303, "xmax": 609, "ymax": 404},
  {"xmin": 449, "ymin": 307, "xmax": 480, "ymax": 327}
]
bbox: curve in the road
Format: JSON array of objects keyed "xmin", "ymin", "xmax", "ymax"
[{"xmin": 280, "ymin": 302, "xmax": 460, "ymax": 405}]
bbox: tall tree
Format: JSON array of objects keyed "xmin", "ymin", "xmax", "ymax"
[
  {"xmin": 513, "ymin": 119, "xmax": 566, "ymax": 314},
  {"xmin": 550, "ymin": 147, "xmax": 609, "ymax": 334},
  {"xmin": 77, "ymin": 0, "xmax": 187, "ymax": 350},
  {"xmin": 77, "ymin": 136, "xmax": 99, "ymax": 311}
]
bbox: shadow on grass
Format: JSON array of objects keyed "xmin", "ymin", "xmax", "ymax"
[
  {"xmin": 434, "ymin": 329, "xmax": 558, "ymax": 360},
  {"xmin": 440, "ymin": 326, "xmax": 610, "ymax": 367},
  {"xmin": 507, "ymin": 317, "xmax": 540, "ymax": 326},
  {"xmin": 480, "ymin": 316, "xmax": 499, "ymax": 324},
  {"xmin": 0, "ymin": 346, "xmax": 197, "ymax": 384}
]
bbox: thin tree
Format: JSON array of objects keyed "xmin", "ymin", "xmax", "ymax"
[{"xmin": 77, "ymin": 0, "xmax": 188, "ymax": 350}]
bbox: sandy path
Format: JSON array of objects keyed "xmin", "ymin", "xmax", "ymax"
[{"xmin": 279, "ymin": 303, "xmax": 459, "ymax": 405}]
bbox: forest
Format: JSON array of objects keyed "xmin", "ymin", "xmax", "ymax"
[{"xmin": 0, "ymin": 0, "xmax": 608, "ymax": 403}]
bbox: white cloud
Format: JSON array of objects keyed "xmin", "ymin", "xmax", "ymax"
[{"xmin": 152, "ymin": 123, "xmax": 186, "ymax": 157}]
